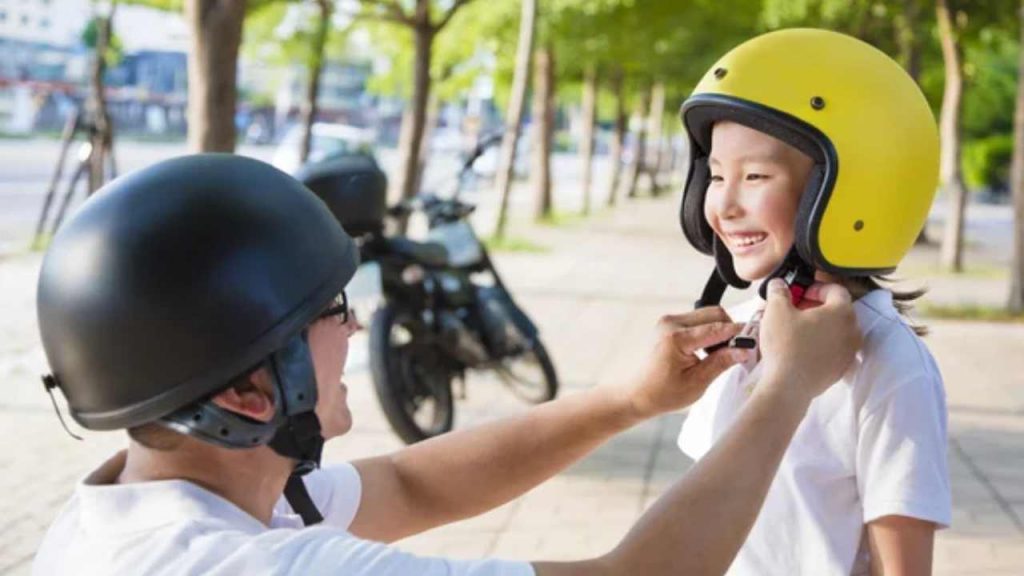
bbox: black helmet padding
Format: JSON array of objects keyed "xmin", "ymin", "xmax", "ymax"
[{"xmin": 38, "ymin": 154, "xmax": 359, "ymax": 430}]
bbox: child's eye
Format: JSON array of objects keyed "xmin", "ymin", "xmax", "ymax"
[
  {"xmin": 745, "ymin": 173, "xmax": 770, "ymax": 181},
  {"xmin": 709, "ymin": 175, "xmax": 724, "ymax": 183}
]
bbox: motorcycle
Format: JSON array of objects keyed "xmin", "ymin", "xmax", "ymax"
[{"xmin": 297, "ymin": 135, "xmax": 559, "ymax": 444}]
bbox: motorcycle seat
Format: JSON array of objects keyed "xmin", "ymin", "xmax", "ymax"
[{"xmin": 386, "ymin": 237, "xmax": 449, "ymax": 267}]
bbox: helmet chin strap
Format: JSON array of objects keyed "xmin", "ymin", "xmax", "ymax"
[
  {"xmin": 266, "ymin": 333, "xmax": 326, "ymax": 526},
  {"xmin": 756, "ymin": 247, "xmax": 817, "ymax": 305},
  {"xmin": 695, "ymin": 244, "xmax": 816, "ymax": 353}
]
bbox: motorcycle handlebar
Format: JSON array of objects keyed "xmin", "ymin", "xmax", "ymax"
[
  {"xmin": 460, "ymin": 131, "xmax": 504, "ymax": 174},
  {"xmin": 387, "ymin": 132, "xmax": 500, "ymax": 220}
]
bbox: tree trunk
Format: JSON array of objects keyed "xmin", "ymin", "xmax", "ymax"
[
  {"xmin": 532, "ymin": 44, "xmax": 554, "ymax": 221},
  {"xmin": 625, "ymin": 85, "xmax": 649, "ymax": 199},
  {"xmin": 395, "ymin": 11, "xmax": 433, "ymax": 208},
  {"xmin": 668, "ymin": 132, "xmax": 680, "ymax": 175},
  {"xmin": 414, "ymin": 92, "xmax": 440, "ymax": 197},
  {"xmin": 579, "ymin": 65, "xmax": 597, "ymax": 216},
  {"xmin": 299, "ymin": 0, "xmax": 331, "ymax": 165},
  {"xmin": 393, "ymin": 107, "xmax": 414, "ymax": 202},
  {"xmin": 647, "ymin": 81, "xmax": 666, "ymax": 195},
  {"xmin": 87, "ymin": 4, "xmax": 116, "ymax": 193},
  {"xmin": 1009, "ymin": 0, "xmax": 1024, "ymax": 313},
  {"xmin": 493, "ymin": 0, "xmax": 536, "ymax": 240},
  {"xmin": 606, "ymin": 69, "xmax": 626, "ymax": 208},
  {"xmin": 937, "ymin": 0, "xmax": 968, "ymax": 273},
  {"xmin": 185, "ymin": 0, "xmax": 246, "ymax": 153}
]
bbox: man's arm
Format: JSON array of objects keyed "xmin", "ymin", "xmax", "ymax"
[
  {"xmin": 534, "ymin": 280, "xmax": 861, "ymax": 576},
  {"xmin": 349, "ymin": 310, "xmax": 744, "ymax": 542},
  {"xmin": 867, "ymin": 516, "xmax": 936, "ymax": 576}
]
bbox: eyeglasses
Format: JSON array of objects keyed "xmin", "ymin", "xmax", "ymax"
[{"xmin": 318, "ymin": 291, "xmax": 351, "ymax": 325}]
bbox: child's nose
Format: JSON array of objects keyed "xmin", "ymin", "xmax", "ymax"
[{"xmin": 710, "ymin": 182, "xmax": 744, "ymax": 220}]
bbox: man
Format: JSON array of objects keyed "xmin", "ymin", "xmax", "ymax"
[{"xmin": 34, "ymin": 154, "xmax": 860, "ymax": 575}]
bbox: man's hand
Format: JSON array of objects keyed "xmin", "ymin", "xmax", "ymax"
[
  {"xmin": 758, "ymin": 279, "xmax": 861, "ymax": 404},
  {"xmin": 628, "ymin": 307, "xmax": 744, "ymax": 420}
]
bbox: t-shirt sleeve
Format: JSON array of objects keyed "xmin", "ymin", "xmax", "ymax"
[
  {"xmin": 275, "ymin": 462, "xmax": 363, "ymax": 530},
  {"xmin": 677, "ymin": 390, "xmax": 715, "ymax": 460},
  {"xmin": 856, "ymin": 374, "xmax": 951, "ymax": 528},
  {"xmin": 273, "ymin": 530, "xmax": 536, "ymax": 576},
  {"xmin": 312, "ymin": 462, "xmax": 363, "ymax": 529}
]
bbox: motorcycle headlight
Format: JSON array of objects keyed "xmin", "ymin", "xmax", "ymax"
[{"xmin": 401, "ymin": 264, "xmax": 425, "ymax": 285}]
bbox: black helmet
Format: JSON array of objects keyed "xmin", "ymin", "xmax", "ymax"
[{"xmin": 37, "ymin": 154, "xmax": 359, "ymax": 475}]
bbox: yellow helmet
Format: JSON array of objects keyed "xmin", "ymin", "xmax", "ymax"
[{"xmin": 680, "ymin": 28, "xmax": 939, "ymax": 299}]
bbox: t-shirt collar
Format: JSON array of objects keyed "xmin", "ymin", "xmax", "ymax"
[{"xmin": 77, "ymin": 451, "xmax": 269, "ymax": 535}]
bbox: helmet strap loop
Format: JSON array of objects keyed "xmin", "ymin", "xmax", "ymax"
[
  {"xmin": 757, "ymin": 247, "xmax": 817, "ymax": 305},
  {"xmin": 42, "ymin": 374, "xmax": 83, "ymax": 441},
  {"xmin": 284, "ymin": 473, "xmax": 324, "ymax": 526}
]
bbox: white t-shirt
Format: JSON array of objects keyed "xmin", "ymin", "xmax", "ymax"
[
  {"xmin": 678, "ymin": 290, "xmax": 951, "ymax": 576},
  {"xmin": 34, "ymin": 451, "xmax": 535, "ymax": 576}
]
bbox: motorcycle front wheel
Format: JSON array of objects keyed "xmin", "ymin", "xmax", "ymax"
[
  {"xmin": 369, "ymin": 304, "xmax": 455, "ymax": 444},
  {"xmin": 493, "ymin": 338, "xmax": 558, "ymax": 404}
]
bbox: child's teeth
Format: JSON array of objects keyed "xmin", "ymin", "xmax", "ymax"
[{"xmin": 733, "ymin": 234, "xmax": 766, "ymax": 247}]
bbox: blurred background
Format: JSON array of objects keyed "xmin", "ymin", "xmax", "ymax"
[{"xmin": 1, "ymin": 1, "xmax": 1023, "ymax": 574}]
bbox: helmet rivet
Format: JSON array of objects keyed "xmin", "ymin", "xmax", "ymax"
[
  {"xmin": 854, "ymin": 220, "xmax": 865, "ymax": 231},
  {"xmin": 713, "ymin": 67, "xmax": 727, "ymax": 80},
  {"xmin": 810, "ymin": 96, "xmax": 826, "ymax": 110}
]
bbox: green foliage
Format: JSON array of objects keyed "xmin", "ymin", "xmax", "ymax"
[
  {"xmin": 81, "ymin": 16, "xmax": 124, "ymax": 68},
  {"xmin": 358, "ymin": 1, "xmax": 500, "ymax": 102},
  {"xmin": 536, "ymin": 208, "xmax": 611, "ymax": 228},
  {"xmin": 536, "ymin": 0, "xmax": 762, "ymax": 121},
  {"xmin": 962, "ymin": 133, "xmax": 1013, "ymax": 190},
  {"xmin": 120, "ymin": 0, "xmax": 181, "ymax": 11},
  {"xmin": 919, "ymin": 302, "xmax": 1024, "ymax": 323},
  {"xmin": 244, "ymin": 1, "xmax": 351, "ymax": 69},
  {"xmin": 962, "ymin": 26, "xmax": 1019, "ymax": 139},
  {"xmin": 483, "ymin": 235, "xmax": 550, "ymax": 253}
]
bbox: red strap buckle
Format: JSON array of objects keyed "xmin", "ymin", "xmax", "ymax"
[{"xmin": 789, "ymin": 283, "xmax": 807, "ymax": 306}]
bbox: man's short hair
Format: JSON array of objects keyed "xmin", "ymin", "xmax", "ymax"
[
  {"xmin": 126, "ymin": 368, "xmax": 266, "ymax": 451},
  {"xmin": 127, "ymin": 423, "xmax": 186, "ymax": 451}
]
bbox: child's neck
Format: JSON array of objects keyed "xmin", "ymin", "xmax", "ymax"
[{"xmin": 815, "ymin": 270, "xmax": 871, "ymax": 301}]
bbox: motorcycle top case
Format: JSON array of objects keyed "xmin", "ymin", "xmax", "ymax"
[{"xmin": 295, "ymin": 154, "xmax": 388, "ymax": 237}]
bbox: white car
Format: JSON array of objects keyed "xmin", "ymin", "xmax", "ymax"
[{"xmin": 272, "ymin": 123, "xmax": 377, "ymax": 174}]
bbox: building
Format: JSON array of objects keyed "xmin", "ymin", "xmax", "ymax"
[{"xmin": 0, "ymin": 0, "xmax": 188, "ymax": 134}]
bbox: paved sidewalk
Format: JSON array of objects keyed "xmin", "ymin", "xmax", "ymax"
[{"xmin": 1, "ymin": 191, "xmax": 1022, "ymax": 574}]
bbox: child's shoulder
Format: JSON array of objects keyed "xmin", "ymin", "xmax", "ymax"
[{"xmin": 851, "ymin": 290, "xmax": 943, "ymax": 414}]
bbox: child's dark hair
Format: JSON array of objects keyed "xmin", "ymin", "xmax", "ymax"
[{"xmin": 841, "ymin": 276, "xmax": 928, "ymax": 336}]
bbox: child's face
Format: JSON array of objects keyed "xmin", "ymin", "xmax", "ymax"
[{"xmin": 705, "ymin": 121, "xmax": 815, "ymax": 281}]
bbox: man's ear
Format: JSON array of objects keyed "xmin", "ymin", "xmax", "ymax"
[{"xmin": 210, "ymin": 369, "xmax": 276, "ymax": 423}]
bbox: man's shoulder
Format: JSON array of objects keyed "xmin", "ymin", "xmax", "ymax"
[{"xmin": 36, "ymin": 497, "xmax": 355, "ymax": 575}]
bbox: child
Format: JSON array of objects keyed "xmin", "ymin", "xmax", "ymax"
[{"xmin": 676, "ymin": 29, "xmax": 951, "ymax": 575}]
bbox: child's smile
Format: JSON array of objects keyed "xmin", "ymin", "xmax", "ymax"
[{"xmin": 722, "ymin": 230, "xmax": 769, "ymax": 254}]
